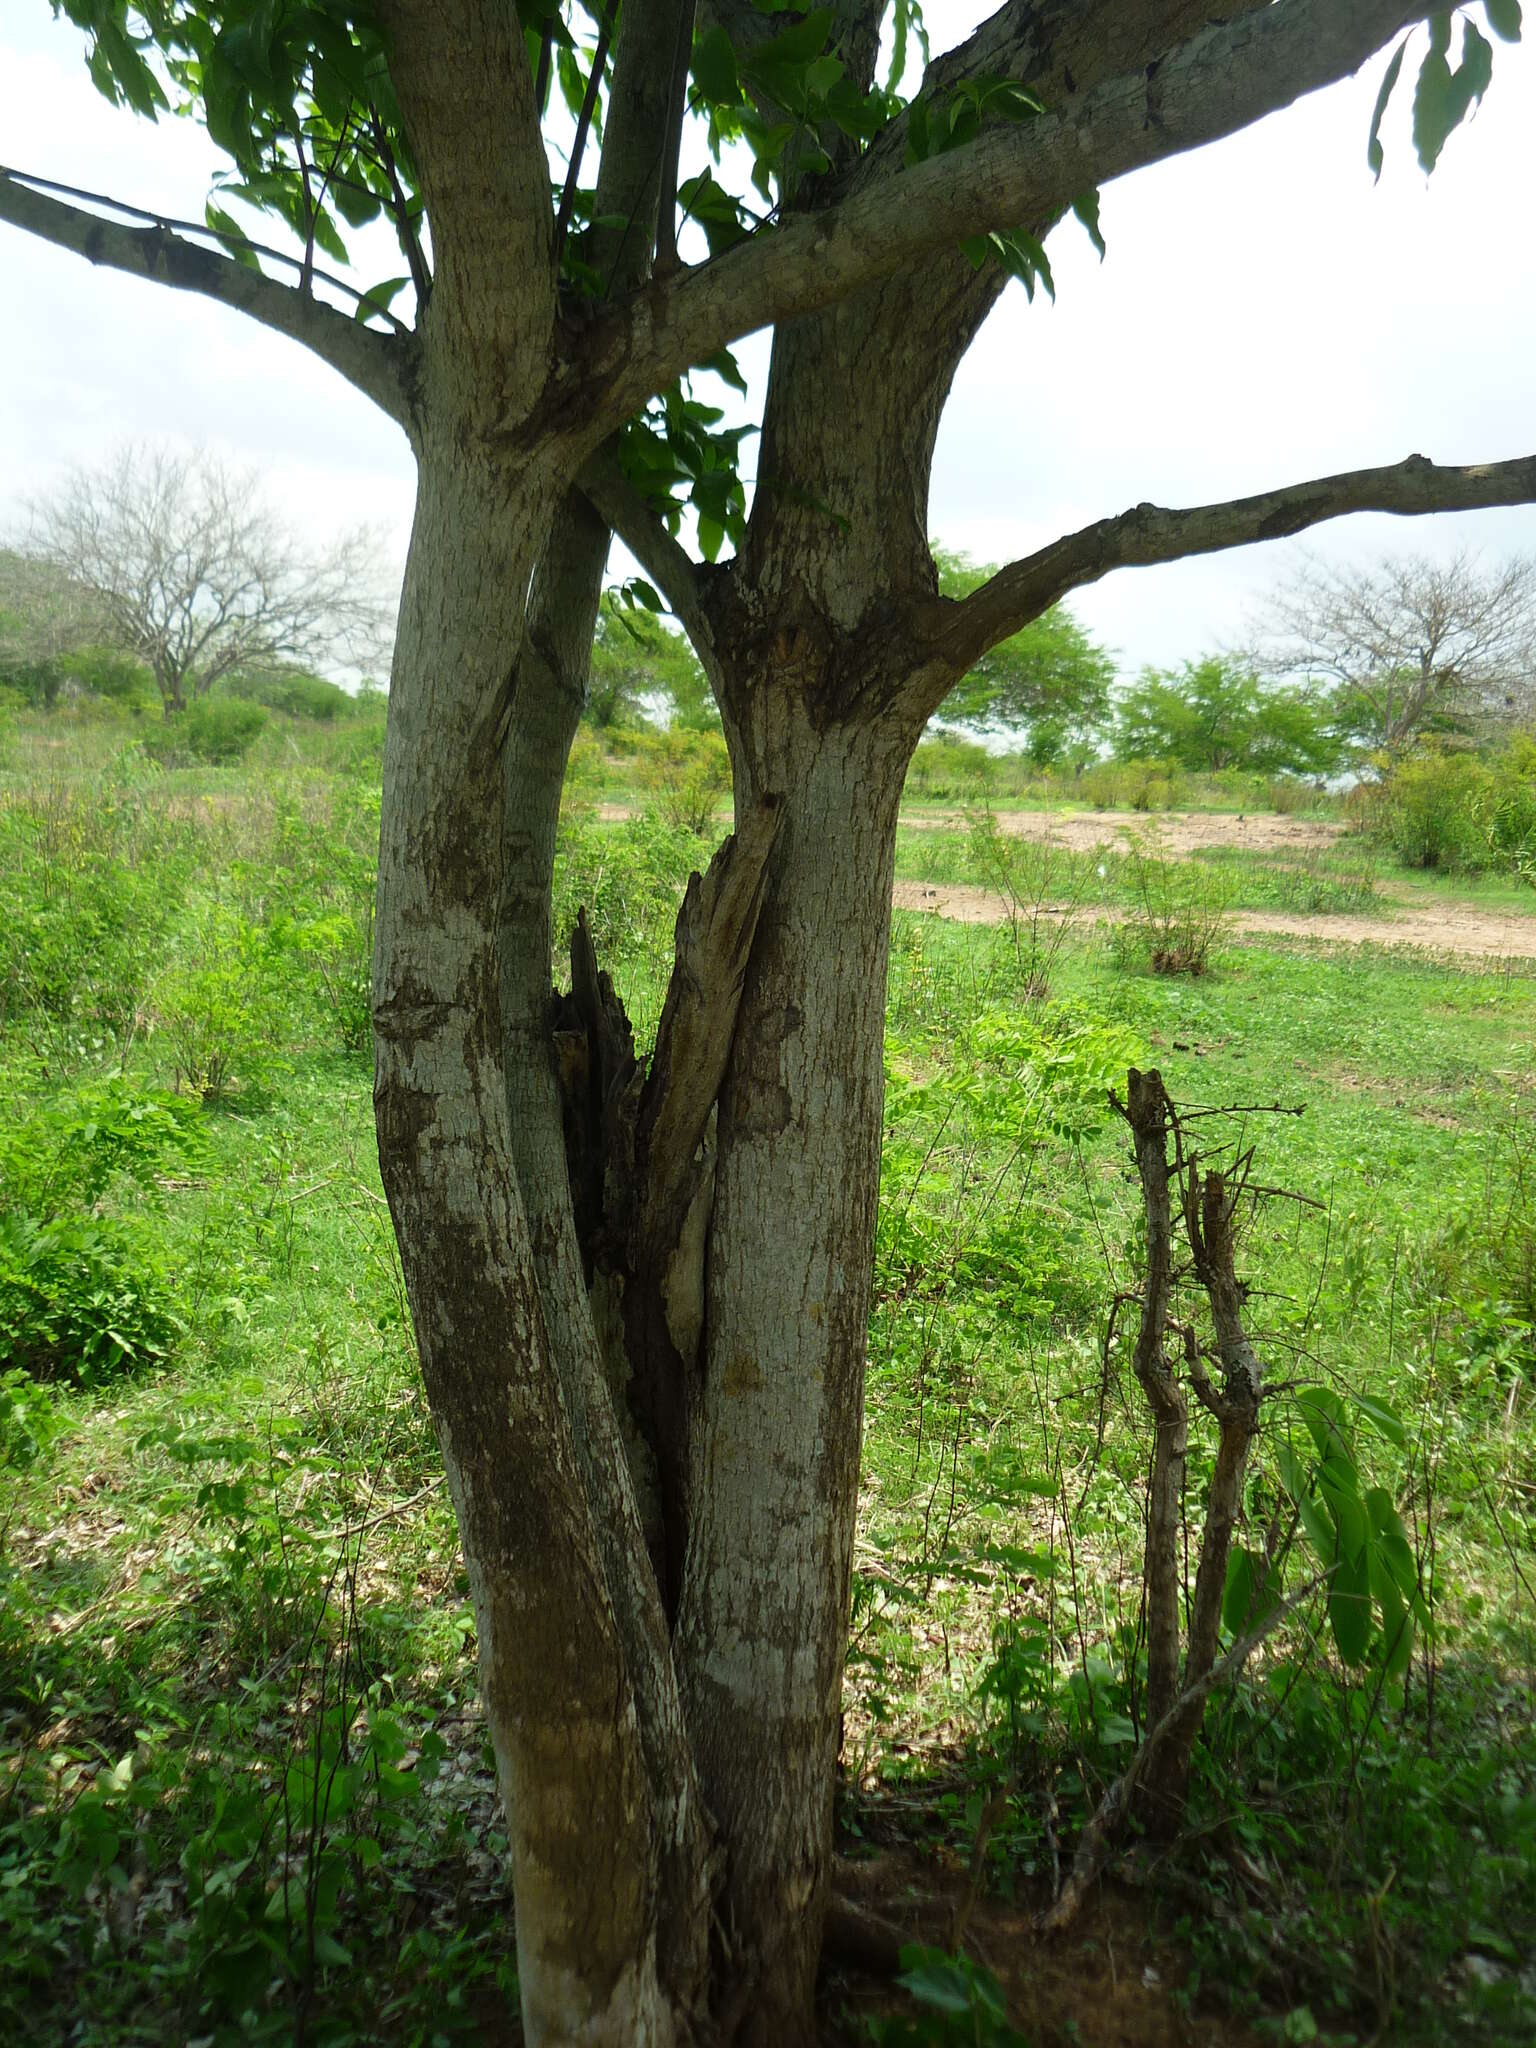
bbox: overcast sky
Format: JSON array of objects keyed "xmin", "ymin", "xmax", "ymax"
[{"xmin": 2, "ymin": 5, "xmax": 1534, "ymax": 683}]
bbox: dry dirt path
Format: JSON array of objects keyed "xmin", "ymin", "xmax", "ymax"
[
  {"xmin": 900, "ymin": 805, "xmax": 1346, "ymax": 856},
  {"xmin": 892, "ymin": 879, "xmax": 1536, "ymax": 962}
]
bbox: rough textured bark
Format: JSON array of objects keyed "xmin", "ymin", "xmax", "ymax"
[
  {"xmin": 373, "ymin": 447, "xmax": 682, "ymax": 2041},
  {"xmin": 678, "ymin": 681, "xmax": 917, "ymax": 2041},
  {"xmin": 1117, "ymin": 1070, "xmax": 1187, "ymax": 1737}
]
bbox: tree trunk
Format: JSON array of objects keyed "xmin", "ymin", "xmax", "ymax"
[
  {"xmin": 676, "ymin": 675, "xmax": 915, "ymax": 2040},
  {"xmin": 373, "ymin": 444, "xmax": 700, "ymax": 2043}
]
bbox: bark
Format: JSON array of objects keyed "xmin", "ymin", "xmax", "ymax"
[
  {"xmin": 374, "ymin": 443, "xmax": 695, "ymax": 2042},
  {"xmin": 1156, "ymin": 1163, "xmax": 1265, "ymax": 1813},
  {"xmin": 1117, "ymin": 1070, "xmax": 1187, "ymax": 1738},
  {"xmin": 675, "ymin": 658, "xmax": 919, "ymax": 2041}
]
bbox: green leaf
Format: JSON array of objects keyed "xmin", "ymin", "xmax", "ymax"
[
  {"xmin": 1072, "ymin": 189, "xmax": 1106, "ymax": 260},
  {"xmin": 1317, "ymin": 1470, "xmax": 1368, "ymax": 1563},
  {"xmin": 905, "ymin": 93, "xmax": 930, "ymax": 165},
  {"xmin": 698, "ymin": 345, "xmax": 749, "ymax": 396},
  {"xmin": 1459, "ymin": 20, "xmax": 1496, "ymax": 107},
  {"xmin": 696, "ymin": 513, "xmax": 725, "ymax": 563},
  {"xmin": 1352, "ymin": 1392, "xmax": 1406, "ymax": 1445},
  {"xmin": 204, "ymin": 202, "xmax": 263, "ymax": 273},
  {"xmin": 1485, "ymin": 0, "xmax": 1523, "ymax": 41},
  {"xmin": 1365, "ymin": 1486, "xmax": 1430, "ymax": 1627},
  {"xmin": 1223, "ymin": 1546, "xmax": 1256, "ymax": 1634},
  {"xmin": 750, "ymin": 9, "xmax": 835, "ymax": 70},
  {"xmin": 1328, "ymin": 1541, "xmax": 1373, "ymax": 1665},
  {"xmin": 556, "ymin": 44, "xmax": 586, "ymax": 123},
  {"xmin": 354, "ymin": 276, "xmax": 409, "ymax": 323},
  {"xmin": 692, "ymin": 26, "xmax": 740, "ymax": 105},
  {"xmin": 1368, "ymin": 39, "xmax": 1408, "ymax": 178},
  {"xmin": 1297, "ymin": 1387, "xmax": 1354, "ymax": 1471}
]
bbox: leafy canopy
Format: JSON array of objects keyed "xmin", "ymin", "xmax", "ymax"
[
  {"xmin": 42, "ymin": 3, "xmax": 1526, "ymax": 593},
  {"xmin": 1112, "ymin": 657, "xmax": 1344, "ymax": 778}
]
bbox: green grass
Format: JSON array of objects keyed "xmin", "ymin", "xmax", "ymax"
[{"xmin": 2, "ymin": 703, "xmax": 1534, "ymax": 2045}]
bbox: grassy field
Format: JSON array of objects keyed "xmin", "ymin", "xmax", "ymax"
[{"xmin": 2, "ymin": 703, "xmax": 1534, "ymax": 2046}]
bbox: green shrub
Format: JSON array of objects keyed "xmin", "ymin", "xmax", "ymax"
[
  {"xmin": 223, "ymin": 668, "xmax": 356, "ymax": 721},
  {"xmin": 1369, "ymin": 748, "xmax": 1493, "ymax": 871},
  {"xmin": 270, "ymin": 785, "xmax": 379, "ymax": 1053},
  {"xmin": 1111, "ymin": 842, "xmax": 1233, "ymax": 974},
  {"xmin": 0, "ymin": 1079, "xmax": 200, "ymax": 1387},
  {"xmin": 553, "ymin": 806, "xmax": 705, "ymax": 1034},
  {"xmin": 634, "ymin": 728, "xmax": 732, "ymax": 833},
  {"xmin": 153, "ymin": 904, "xmax": 288, "ymax": 1099},
  {"xmin": 142, "ymin": 696, "xmax": 267, "ymax": 765},
  {"xmin": 904, "ymin": 735, "xmax": 992, "ymax": 803},
  {"xmin": 0, "ymin": 784, "xmax": 190, "ymax": 1033}
]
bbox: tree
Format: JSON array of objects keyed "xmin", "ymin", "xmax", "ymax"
[
  {"xmin": 1113, "ymin": 656, "xmax": 1344, "ymax": 776},
  {"xmin": 0, "ymin": 547, "xmax": 109, "ymax": 694},
  {"xmin": 5, "ymin": 5, "xmax": 1536, "ymax": 2040},
  {"xmin": 931, "ymin": 547, "xmax": 1113, "ymax": 761},
  {"xmin": 1258, "ymin": 548, "xmax": 1536, "ymax": 752},
  {"xmin": 19, "ymin": 445, "xmax": 391, "ymax": 713}
]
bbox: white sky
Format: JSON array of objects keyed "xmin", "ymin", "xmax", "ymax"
[{"xmin": 2, "ymin": 4, "xmax": 1534, "ymax": 683}]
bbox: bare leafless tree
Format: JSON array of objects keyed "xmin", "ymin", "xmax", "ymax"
[
  {"xmin": 19, "ymin": 445, "xmax": 393, "ymax": 713},
  {"xmin": 0, "ymin": 548, "xmax": 109, "ymax": 675},
  {"xmin": 1258, "ymin": 549, "xmax": 1536, "ymax": 753}
]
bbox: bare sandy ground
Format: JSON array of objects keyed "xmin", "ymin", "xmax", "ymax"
[
  {"xmin": 903, "ymin": 805, "xmax": 1346, "ymax": 857},
  {"xmin": 892, "ymin": 879, "xmax": 1536, "ymax": 963}
]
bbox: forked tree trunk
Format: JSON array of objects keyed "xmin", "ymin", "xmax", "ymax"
[{"xmin": 373, "ymin": 442, "xmax": 927, "ymax": 2041}]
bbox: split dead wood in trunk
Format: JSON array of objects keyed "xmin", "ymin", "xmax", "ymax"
[{"xmin": 549, "ymin": 798, "xmax": 784, "ymax": 1609}]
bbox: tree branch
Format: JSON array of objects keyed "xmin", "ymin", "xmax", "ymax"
[
  {"xmin": 554, "ymin": 2, "xmax": 617, "ymax": 266},
  {"xmin": 570, "ymin": 0, "xmax": 1433, "ymax": 436},
  {"xmin": 653, "ymin": 1, "xmax": 697, "ymax": 277},
  {"xmin": 0, "ymin": 169, "xmax": 418, "ymax": 433},
  {"xmin": 579, "ymin": 454, "xmax": 715, "ymax": 654},
  {"xmin": 918, "ymin": 450, "xmax": 1536, "ymax": 706}
]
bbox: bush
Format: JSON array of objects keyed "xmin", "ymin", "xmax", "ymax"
[
  {"xmin": 1111, "ymin": 842, "xmax": 1232, "ymax": 974},
  {"xmin": 270, "ymin": 785, "xmax": 379, "ymax": 1054},
  {"xmin": 142, "ymin": 696, "xmax": 267, "ymax": 765},
  {"xmin": 1355, "ymin": 739, "xmax": 1536, "ymax": 879},
  {"xmin": 0, "ymin": 1079, "xmax": 200, "ymax": 1386},
  {"xmin": 635, "ymin": 729, "xmax": 731, "ymax": 834},
  {"xmin": 0, "ymin": 784, "xmax": 189, "ymax": 1033},
  {"xmin": 153, "ymin": 903, "xmax": 287, "ymax": 1099},
  {"xmin": 905, "ymin": 735, "xmax": 992, "ymax": 803},
  {"xmin": 223, "ymin": 668, "xmax": 357, "ymax": 721}
]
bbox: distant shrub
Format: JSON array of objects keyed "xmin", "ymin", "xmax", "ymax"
[
  {"xmin": 62, "ymin": 646, "xmax": 158, "ymax": 708},
  {"xmin": 153, "ymin": 903, "xmax": 287, "ymax": 1100},
  {"xmin": 271, "ymin": 785, "xmax": 379, "ymax": 1054},
  {"xmin": 224, "ymin": 668, "xmax": 357, "ymax": 721},
  {"xmin": 905, "ymin": 736, "xmax": 991, "ymax": 803},
  {"xmin": 0, "ymin": 784, "xmax": 189, "ymax": 1032},
  {"xmin": 1079, "ymin": 756, "xmax": 1181, "ymax": 812},
  {"xmin": 1360, "ymin": 741, "xmax": 1536, "ymax": 879},
  {"xmin": 142, "ymin": 696, "xmax": 267, "ymax": 765},
  {"xmin": 635, "ymin": 728, "xmax": 731, "ymax": 834}
]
